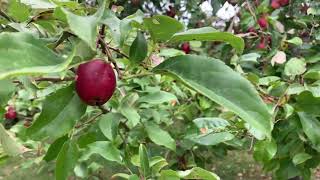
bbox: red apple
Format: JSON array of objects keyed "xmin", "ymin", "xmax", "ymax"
[
  {"xmin": 258, "ymin": 16, "xmax": 268, "ymax": 29},
  {"xmin": 76, "ymin": 59, "xmax": 116, "ymax": 106},
  {"xmin": 267, "ymin": 35, "xmax": 272, "ymax": 46},
  {"xmin": 257, "ymin": 37, "xmax": 266, "ymax": 49},
  {"xmin": 181, "ymin": 43, "xmax": 191, "ymax": 54},
  {"xmin": 279, "ymin": 0, "xmax": 289, "ymax": 6},
  {"xmin": 5, "ymin": 106, "xmax": 17, "ymax": 120},
  {"xmin": 166, "ymin": 6, "xmax": 176, "ymax": 18},
  {"xmin": 271, "ymin": 0, "xmax": 280, "ymax": 9}
]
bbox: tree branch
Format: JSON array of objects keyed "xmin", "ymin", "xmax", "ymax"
[
  {"xmin": 108, "ymin": 46, "xmax": 129, "ymax": 59},
  {"xmin": 0, "ymin": 9, "xmax": 14, "ymax": 22},
  {"xmin": 75, "ymin": 113, "xmax": 103, "ymax": 128},
  {"xmin": 13, "ymin": 77, "xmax": 74, "ymax": 84},
  {"xmin": 97, "ymin": 25, "xmax": 122, "ymax": 79}
]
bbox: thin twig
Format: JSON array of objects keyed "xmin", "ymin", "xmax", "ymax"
[
  {"xmin": 75, "ymin": 113, "xmax": 103, "ymax": 128},
  {"xmin": 123, "ymin": 72, "xmax": 154, "ymax": 80},
  {"xmin": 0, "ymin": 9, "xmax": 14, "ymax": 22},
  {"xmin": 108, "ymin": 46, "xmax": 129, "ymax": 59},
  {"xmin": 106, "ymin": 45, "xmax": 122, "ymax": 79},
  {"xmin": 245, "ymin": 1, "xmax": 257, "ymax": 23},
  {"xmin": 236, "ymin": 32, "xmax": 258, "ymax": 38},
  {"xmin": 97, "ymin": 25, "xmax": 122, "ymax": 79},
  {"xmin": 98, "ymin": 105, "xmax": 110, "ymax": 114},
  {"xmin": 13, "ymin": 77, "xmax": 74, "ymax": 84}
]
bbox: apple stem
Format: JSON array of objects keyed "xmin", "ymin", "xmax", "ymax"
[{"xmin": 98, "ymin": 105, "xmax": 110, "ymax": 114}]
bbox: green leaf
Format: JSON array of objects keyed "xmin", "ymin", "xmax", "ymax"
[
  {"xmin": 150, "ymin": 156, "xmax": 168, "ymax": 173},
  {"xmin": 55, "ymin": 141, "xmax": 79, "ymax": 180},
  {"xmin": 120, "ymin": 106, "xmax": 140, "ymax": 128},
  {"xmin": 287, "ymin": 37, "xmax": 303, "ymax": 46},
  {"xmin": 129, "ymin": 32, "xmax": 148, "ymax": 63},
  {"xmin": 189, "ymin": 132, "xmax": 234, "ymax": 146},
  {"xmin": 159, "ymin": 170, "xmax": 180, "ymax": 180},
  {"xmin": 62, "ymin": 1, "xmax": 106, "ymax": 49},
  {"xmin": 129, "ymin": 175, "xmax": 140, "ymax": 180},
  {"xmin": 190, "ymin": 118, "xmax": 234, "ymax": 146},
  {"xmin": 0, "ymin": 32, "xmax": 74, "ymax": 80},
  {"xmin": 120, "ymin": 10, "xmax": 144, "ymax": 47},
  {"xmin": 101, "ymin": 10, "xmax": 143, "ymax": 47},
  {"xmin": 169, "ymin": 27, "xmax": 245, "ymax": 54},
  {"xmin": 160, "ymin": 167, "xmax": 220, "ymax": 180},
  {"xmin": 0, "ymin": 80, "xmax": 15, "ymax": 106},
  {"xmin": 144, "ymin": 15, "xmax": 184, "ymax": 42},
  {"xmin": 159, "ymin": 48, "xmax": 185, "ymax": 58},
  {"xmin": 240, "ymin": 53, "xmax": 261, "ymax": 63},
  {"xmin": 293, "ymin": 153, "xmax": 312, "ymax": 165},
  {"xmin": 100, "ymin": 10, "xmax": 121, "ymax": 46},
  {"xmin": 120, "ymin": 93, "xmax": 140, "ymax": 128},
  {"xmin": 80, "ymin": 141, "xmax": 122, "ymax": 164},
  {"xmin": 43, "ymin": 135, "xmax": 68, "ymax": 162},
  {"xmin": 26, "ymin": 84, "xmax": 87, "ymax": 140},
  {"xmin": 139, "ymin": 144, "xmax": 151, "ymax": 178},
  {"xmin": 0, "ymin": 124, "xmax": 26, "ymax": 156},
  {"xmin": 8, "ymin": 0, "xmax": 30, "ymax": 22},
  {"xmin": 111, "ymin": 173, "xmax": 130, "ymax": 179},
  {"xmin": 145, "ymin": 121, "xmax": 176, "ymax": 151},
  {"xmin": 178, "ymin": 167, "xmax": 220, "ymax": 180},
  {"xmin": 296, "ymin": 91, "xmax": 320, "ymax": 115},
  {"xmin": 258, "ymin": 76, "xmax": 280, "ymax": 86},
  {"xmin": 193, "ymin": 117, "xmax": 230, "ymax": 130},
  {"xmin": 298, "ymin": 112, "xmax": 320, "ymax": 151},
  {"xmin": 253, "ymin": 139, "xmax": 277, "ymax": 163},
  {"xmin": 98, "ymin": 113, "xmax": 122, "ymax": 141},
  {"xmin": 153, "ymin": 55, "xmax": 272, "ymax": 139},
  {"xmin": 139, "ymin": 91, "xmax": 177, "ymax": 105},
  {"xmin": 21, "ymin": 0, "xmax": 56, "ymax": 9},
  {"xmin": 284, "ymin": 58, "xmax": 306, "ymax": 76}
]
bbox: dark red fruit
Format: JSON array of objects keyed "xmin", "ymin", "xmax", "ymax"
[
  {"xmin": 266, "ymin": 35, "xmax": 272, "ymax": 46},
  {"xmin": 257, "ymin": 37, "xmax": 266, "ymax": 49},
  {"xmin": 258, "ymin": 16, "xmax": 268, "ymax": 29},
  {"xmin": 181, "ymin": 42, "xmax": 191, "ymax": 54},
  {"xmin": 279, "ymin": 0, "xmax": 289, "ymax": 6},
  {"xmin": 271, "ymin": 0, "xmax": 280, "ymax": 9},
  {"xmin": 5, "ymin": 106, "xmax": 17, "ymax": 120},
  {"xmin": 166, "ymin": 6, "xmax": 176, "ymax": 18},
  {"xmin": 75, "ymin": 59, "xmax": 116, "ymax": 106}
]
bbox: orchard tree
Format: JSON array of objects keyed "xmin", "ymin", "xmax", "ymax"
[{"xmin": 0, "ymin": 0, "xmax": 319, "ymax": 180}]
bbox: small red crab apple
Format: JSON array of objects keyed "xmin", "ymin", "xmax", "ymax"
[
  {"xmin": 5, "ymin": 106, "xmax": 17, "ymax": 120},
  {"xmin": 181, "ymin": 42, "xmax": 191, "ymax": 54},
  {"xmin": 271, "ymin": 0, "xmax": 280, "ymax": 9},
  {"xmin": 166, "ymin": 6, "xmax": 176, "ymax": 18},
  {"xmin": 75, "ymin": 59, "xmax": 116, "ymax": 106},
  {"xmin": 279, "ymin": 0, "xmax": 289, "ymax": 6},
  {"xmin": 257, "ymin": 37, "xmax": 266, "ymax": 49},
  {"xmin": 258, "ymin": 16, "xmax": 268, "ymax": 29}
]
